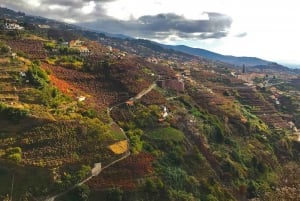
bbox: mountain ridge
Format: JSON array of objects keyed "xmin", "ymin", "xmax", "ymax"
[
  {"xmin": 0, "ymin": 6, "xmax": 290, "ymax": 70},
  {"xmin": 161, "ymin": 44, "xmax": 271, "ymax": 67}
]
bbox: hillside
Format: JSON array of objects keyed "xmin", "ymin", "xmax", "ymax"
[
  {"xmin": 162, "ymin": 44, "xmax": 272, "ymax": 66},
  {"xmin": 0, "ymin": 7, "xmax": 299, "ymax": 201}
]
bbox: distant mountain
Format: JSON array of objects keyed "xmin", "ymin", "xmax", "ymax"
[
  {"xmin": 1, "ymin": 6, "xmax": 295, "ymax": 73},
  {"xmin": 281, "ymin": 63, "xmax": 300, "ymax": 69},
  {"xmin": 161, "ymin": 44, "xmax": 271, "ymax": 67}
]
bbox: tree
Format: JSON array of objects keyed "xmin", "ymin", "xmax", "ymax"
[
  {"xmin": 76, "ymin": 165, "xmax": 91, "ymax": 181},
  {"xmin": 0, "ymin": 45, "xmax": 10, "ymax": 54},
  {"xmin": 73, "ymin": 185, "xmax": 90, "ymax": 201},
  {"xmin": 65, "ymin": 185, "xmax": 90, "ymax": 201},
  {"xmin": 168, "ymin": 189, "xmax": 197, "ymax": 201},
  {"xmin": 7, "ymin": 153, "xmax": 22, "ymax": 163},
  {"xmin": 5, "ymin": 147, "xmax": 22, "ymax": 163},
  {"xmin": 107, "ymin": 187, "xmax": 123, "ymax": 201},
  {"xmin": 214, "ymin": 125, "xmax": 224, "ymax": 143},
  {"xmin": 205, "ymin": 194, "xmax": 218, "ymax": 201},
  {"xmin": 130, "ymin": 135, "xmax": 143, "ymax": 154}
]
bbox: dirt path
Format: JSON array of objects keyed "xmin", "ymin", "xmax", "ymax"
[{"xmin": 44, "ymin": 82, "xmax": 156, "ymax": 201}]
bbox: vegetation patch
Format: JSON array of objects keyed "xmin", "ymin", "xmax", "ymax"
[
  {"xmin": 146, "ymin": 127, "xmax": 184, "ymax": 142},
  {"xmin": 108, "ymin": 140, "xmax": 128, "ymax": 154}
]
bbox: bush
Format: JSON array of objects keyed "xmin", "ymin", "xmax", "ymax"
[
  {"xmin": 82, "ymin": 109, "xmax": 97, "ymax": 118},
  {"xmin": 214, "ymin": 125, "xmax": 224, "ymax": 143},
  {"xmin": 17, "ymin": 50, "xmax": 28, "ymax": 58},
  {"xmin": 247, "ymin": 180, "xmax": 259, "ymax": 198},
  {"xmin": 0, "ymin": 103, "xmax": 29, "ymax": 122},
  {"xmin": 144, "ymin": 178, "xmax": 164, "ymax": 193},
  {"xmin": 5, "ymin": 147, "xmax": 22, "ymax": 163},
  {"xmin": 73, "ymin": 185, "xmax": 90, "ymax": 201},
  {"xmin": 0, "ymin": 45, "xmax": 10, "ymax": 54},
  {"xmin": 7, "ymin": 153, "xmax": 22, "ymax": 163},
  {"xmin": 26, "ymin": 63, "xmax": 49, "ymax": 88},
  {"xmin": 167, "ymin": 189, "xmax": 197, "ymax": 201},
  {"xmin": 205, "ymin": 194, "xmax": 218, "ymax": 201},
  {"xmin": 106, "ymin": 188, "xmax": 123, "ymax": 201},
  {"xmin": 76, "ymin": 165, "xmax": 91, "ymax": 181},
  {"xmin": 130, "ymin": 135, "xmax": 143, "ymax": 154},
  {"xmin": 6, "ymin": 147, "xmax": 22, "ymax": 154}
]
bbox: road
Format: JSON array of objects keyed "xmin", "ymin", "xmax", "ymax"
[
  {"xmin": 131, "ymin": 83, "xmax": 156, "ymax": 100},
  {"xmin": 44, "ymin": 82, "xmax": 156, "ymax": 201}
]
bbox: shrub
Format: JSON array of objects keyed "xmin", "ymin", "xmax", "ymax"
[
  {"xmin": 205, "ymin": 194, "xmax": 218, "ymax": 201},
  {"xmin": 130, "ymin": 135, "xmax": 143, "ymax": 154},
  {"xmin": 6, "ymin": 147, "xmax": 22, "ymax": 154},
  {"xmin": 5, "ymin": 147, "xmax": 22, "ymax": 163},
  {"xmin": 17, "ymin": 50, "xmax": 28, "ymax": 58},
  {"xmin": 247, "ymin": 180, "xmax": 259, "ymax": 198},
  {"xmin": 82, "ymin": 109, "xmax": 97, "ymax": 118},
  {"xmin": 64, "ymin": 185, "xmax": 90, "ymax": 201},
  {"xmin": 106, "ymin": 188, "xmax": 123, "ymax": 201},
  {"xmin": 214, "ymin": 125, "xmax": 224, "ymax": 143},
  {"xmin": 76, "ymin": 165, "xmax": 91, "ymax": 181},
  {"xmin": 26, "ymin": 63, "xmax": 49, "ymax": 88},
  {"xmin": 0, "ymin": 45, "xmax": 10, "ymax": 54},
  {"xmin": 0, "ymin": 103, "xmax": 29, "ymax": 122},
  {"xmin": 167, "ymin": 189, "xmax": 197, "ymax": 201},
  {"xmin": 7, "ymin": 153, "xmax": 22, "ymax": 163}
]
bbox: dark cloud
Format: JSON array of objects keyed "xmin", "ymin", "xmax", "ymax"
[
  {"xmin": 39, "ymin": 0, "xmax": 114, "ymax": 8},
  {"xmin": 1, "ymin": 1, "xmax": 233, "ymax": 40},
  {"xmin": 135, "ymin": 13, "xmax": 231, "ymax": 33},
  {"xmin": 80, "ymin": 12, "xmax": 232, "ymax": 40},
  {"xmin": 0, "ymin": 0, "xmax": 112, "ymax": 24}
]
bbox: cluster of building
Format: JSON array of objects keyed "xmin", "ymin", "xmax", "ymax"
[
  {"xmin": 3, "ymin": 22, "xmax": 24, "ymax": 30},
  {"xmin": 68, "ymin": 40, "xmax": 92, "ymax": 57}
]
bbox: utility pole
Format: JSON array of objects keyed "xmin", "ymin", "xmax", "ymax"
[{"xmin": 10, "ymin": 173, "xmax": 14, "ymax": 201}]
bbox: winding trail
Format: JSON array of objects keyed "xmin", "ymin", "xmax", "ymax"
[{"xmin": 44, "ymin": 82, "xmax": 156, "ymax": 201}]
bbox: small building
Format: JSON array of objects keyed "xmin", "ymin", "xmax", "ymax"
[
  {"xmin": 157, "ymin": 78, "xmax": 184, "ymax": 92},
  {"xmin": 183, "ymin": 69, "xmax": 191, "ymax": 76},
  {"xmin": 165, "ymin": 79, "xmax": 185, "ymax": 92},
  {"xmin": 4, "ymin": 23, "xmax": 24, "ymax": 30},
  {"xmin": 107, "ymin": 46, "xmax": 113, "ymax": 52},
  {"xmin": 38, "ymin": 24, "xmax": 50, "ymax": 29},
  {"xmin": 60, "ymin": 42, "xmax": 69, "ymax": 46},
  {"xmin": 79, "ymin": 46, "xmax": 91, "ymax": 57},
  {"xmin": 162, "ymin": 106, "xmax": 168, "ymax": 118},
  {"xmin": 157, "ymin": 80, "xmax": 166, "ymax": 88},
  {"xmin": 91, "ymin": 163, "xmax": 102, "ymax": 176},
  {"xmin": 69, "ymin": 40, "xmax": 83, "ymax": 48},
  {"xmin": 126, "ymin": 100, "xmax": 134, "ymax": 106},
  {"xmin": 19, "ymin": 72, "xmax": 26, "ymax": 77},
  {"xmin": 77, "ymin": 96, "xmax": 86, "ymax": 102},
  {"xmin": 11, "ymin": 52, "xmax": 17, "ymax": 59}
]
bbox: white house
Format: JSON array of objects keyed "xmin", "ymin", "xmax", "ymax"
[
  {"xmin": 19, "ymin": 72, "xmax": 26, "ymax": 77},
  {"xmin": 162, "ymin": 106, "xmax": 169, "ymax": 118},
  {"xmin": 4, "ymin": 23, "xmax": 24, "ymax": 30},
  {"xmin": 77, "ymin": 96, "xmax": 86, "ymax": 102}
]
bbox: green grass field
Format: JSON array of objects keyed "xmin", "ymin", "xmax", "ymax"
[{"xmin": 146, "ymin": 127, "xmax": 184, "ymax": 142}]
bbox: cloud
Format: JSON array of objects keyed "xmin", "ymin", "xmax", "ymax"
[
  {"xmin": 235, "ymin": 32, "xmax": 248, "ymax": 38},
  {"xmin": 0, "ymin": 0, "xmax": 111, "ymax": 23},
  {"xmin": 1, "ymin": 0, "xmax": 233, "ymax": 40},
  {"xmin": 80, "ymin": 12, "xmax": 233, "ymax": 40}
]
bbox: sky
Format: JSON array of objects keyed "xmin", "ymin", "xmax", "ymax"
[{"xmin": 1, "ymin": 0, "xmax": 300, "ymax": 66}]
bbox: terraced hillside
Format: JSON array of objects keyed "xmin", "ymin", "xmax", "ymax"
[{"xmin": 0, "ymin": 19, "xmax": 299, "ymax": 201}]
